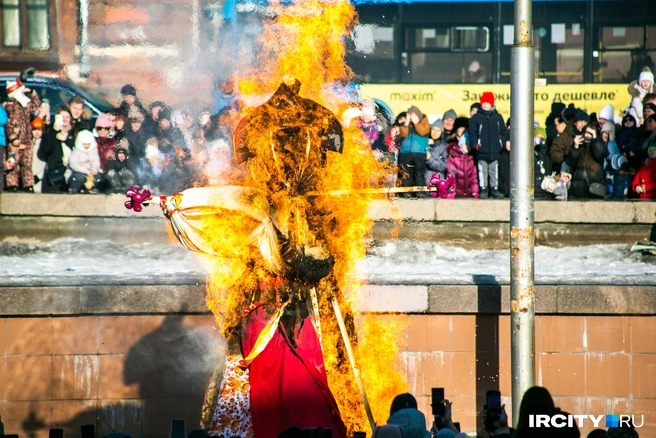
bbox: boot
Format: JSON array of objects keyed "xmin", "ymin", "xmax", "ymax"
[
  {"xmin": 479, "ymin": 187, "xmax": 489, "ymax": 198},
  {"xmin": 491, "ymin": 187, "xmax": 504, "ymax": 199},
  {"xmin": 23, "ymin": 186, "xmax": 34, "ymax": 193}
]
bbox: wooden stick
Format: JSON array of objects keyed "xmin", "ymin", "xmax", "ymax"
[
  {"xmin": 307, "ymin": 186, "xmax": 437, "ymax": 196},
  {"xmin": 331, "ymin": 297, "xmax": 376, "ymax": 432}
]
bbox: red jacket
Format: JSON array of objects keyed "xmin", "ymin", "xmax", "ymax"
[
  {"xmin": 632, "ymin": 159, "xmax": 656, "ymax": 199},
  {"xmin": 447, "ymin": 143, "xmax": 479, "ymax": 197}
]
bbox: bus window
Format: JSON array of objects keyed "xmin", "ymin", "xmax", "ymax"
[
  {"xmin": 597, "ymin": 26, "xmax": 653, "ymax": 83},
  {"xmin": 348, "ymin": 23, "xmax": 396, "ymax": 83},
  {"xmin": 403, "ymin": 26, "xmax": 491, "ymax": 83}
]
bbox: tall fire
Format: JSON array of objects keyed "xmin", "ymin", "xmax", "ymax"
[
  {"xmin": 126, "ymin": 0, "xmax": 408, "ymax": 436},
  {"xmin": 204, "ymin": 0, "xmax": 408, "ymax": 434}
]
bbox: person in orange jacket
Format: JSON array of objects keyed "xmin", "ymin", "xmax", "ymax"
[{"xmin": 632, "ymin": 142, "xmax": 656, "ymax": 198}]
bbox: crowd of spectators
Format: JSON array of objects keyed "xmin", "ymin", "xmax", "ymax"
[
  {"xmin": 1, "ymin": 68, "xmax": 655, "ymax": 200},
  {"xmin": 359, "ymin": 68, "xmax": 656, "ymax": 200},
  {"xmin": 0, "ymin": 82, "xmax": 237, "ymax": 195}
]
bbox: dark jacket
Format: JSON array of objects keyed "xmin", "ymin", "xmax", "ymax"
[
  {"xmin": 550, "ymin": 124, "xmax": 575, "ymax": 165},
  {"xmin": 535, "ymin": 148, "xmax": 554, "ymax": 199},
  {"xmin": 568, "ymin": 139, "xmax": 608, "ymax": 198},
  {"xmin": 399, "ymin": 117, "xmax": 431, "ymax": 154},
  {"xmin": 616, "ymin": 125, "xmax": 642, "ymax": 166},
  {"xmin": 447, "ymin": 143, "xmax": 479, "ymax": 197},
  {"xmin": 468, "ymin": 107, "xmax": 506, "ymax": 161},
  {"xmin": 37, "ymin": 128, "xmax": 74, "ymax": 192},
  {"xmin": 425, "ymin": 138, "xmax": 448, "ymax": 184}
]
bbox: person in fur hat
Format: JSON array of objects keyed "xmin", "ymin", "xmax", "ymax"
[
  {"xmin": 3, "ymin": 78, "xmax": 41, "ymax": 192},
  {"xmin": 67, "ymin": 130, "xmax": 100, "ymax": 193},
  {"xmin": 627, "ymin": 68, "xmax": 655, "ymax": 126}
]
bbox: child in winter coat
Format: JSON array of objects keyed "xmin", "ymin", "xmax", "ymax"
[
  {"xmin": 632, "ymin": 143, "xmax": 656, "ymax": 199},
  {"xmin": 447, "ymin": 133, "xmax": 479, "ymax": 198},
  {"xmin": 425, "ymin": 119, "xmax": 448, "ymax": 185},
  {"xmin": 67, "ymin": 130, "xmax": 100, "ymax": 193},
  {"xmin": 627, "ymin": 68, "xmax": 654, "ymax": 126},
  {"xmin": 105, "ymin": 146, "xmax": 136, "ymax": 194},
  {"xmin": 468, "ymin": 92, "xmax": 507, "ymax": 198}
]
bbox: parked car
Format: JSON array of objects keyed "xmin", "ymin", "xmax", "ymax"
[{"xmin": 0, "ymin": 73, "xmax": 114, "ymax": 123}]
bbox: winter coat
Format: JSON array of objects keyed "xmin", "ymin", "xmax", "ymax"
[
  {"xmin": 627, "ymin": 80, "xmax": 654, "ymax": 124},
  {"xmin": 550, "ymin": 124, "xmax": 575, "ymax": 165},
  {"xmin": 616, "ymin": 125, "xmax": 642, "ymax": 165},
  {"xmin": 387, "ymin": 408, "xmax": 431, "ymax": 438},
  {"xmin": 96, "ymin": 137, "xmax": 118, "ymax": 170},
  {"xmin": 68, "ymin": 139, "xmax": 100, "ymax": 176},
  {"xmin": 105, "ymin": 156, "xmax": 136, "ymax": 174},
  {"xmin": 37, "ymin": 128, "xmax": 74, "ymax": 169},
  {"xmin": 534, "ymin": 149, "xmax": 554, "ymax": 199},
  {"xmin": 632, "ymin": 160, "xmax": 656, "ymax": 199},
  {"xmin": 126, "ymin": 127, "xmax": 153, "ymax": 161},
  {"xmin": 446, "ymin": 143, "xmax": 479, "ymax": 197},
  {"xmin": 399, "ymin": 117, "xmax": 430, "ymax": 154},
  {"xmin": 4, "ymin": 93, "xmax": 40, "ymax": 147},
  {"xmin": 568, "ymin": 139, "xmax": 608, "ymax": 198},
  {"xmin": 425, "ymin": 138, "xmax": 448, "ymax": 184},
  {"xmin": 468, "ymin": 107, "xmax": 506, "ymax": 161},
  {"xmin": 0, "ymin": 106, "xmax": 7, "ymax": 147}
]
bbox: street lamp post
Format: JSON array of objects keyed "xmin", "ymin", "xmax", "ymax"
[{"xmin": 509, "ymin": 0, "xmax": 536, "ymax": 425}]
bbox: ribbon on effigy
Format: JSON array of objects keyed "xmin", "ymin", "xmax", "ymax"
[
  {"xmin": 129, "ymin": 185, "xmax": 283, "ymax": 274},
  {"xmin": 239, "ymin": 301, "xmax": 290, "ymax": 368}
]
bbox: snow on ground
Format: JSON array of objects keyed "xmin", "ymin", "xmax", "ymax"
[{"xmin": 1, "ymin": 237, "xmax": 654, "ymax": 285}]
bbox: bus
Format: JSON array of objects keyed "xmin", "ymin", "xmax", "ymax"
[{"xmin": 347, "ymin": 0, "xmax": 656, "ymax": 122}]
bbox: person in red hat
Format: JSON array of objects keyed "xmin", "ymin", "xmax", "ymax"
[
  {"xmin": 3, "ymin": 78, "xmax": 41, "ymax": 192},
  {"xmin": 468, "ymin": 91, "xmax": 507, "ymax": 198}
]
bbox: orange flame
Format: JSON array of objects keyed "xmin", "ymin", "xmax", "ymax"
[{"xmin": 202, "ymin": 0, "xmax": 407, "ymax": 434}]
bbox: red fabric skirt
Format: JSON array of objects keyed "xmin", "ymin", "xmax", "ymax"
[{"xmin": 242, "ymin": 305, "xmax": 347, "ymax": 438}]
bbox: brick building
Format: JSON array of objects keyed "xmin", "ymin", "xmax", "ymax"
[{"xmin": 0, "ymin": 0, "xmax": 239, "ymax": 107}]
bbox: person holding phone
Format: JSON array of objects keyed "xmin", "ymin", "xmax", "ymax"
[{"xmin": 3, "ymin": 77, "xmax": 41, "ymax": 192}]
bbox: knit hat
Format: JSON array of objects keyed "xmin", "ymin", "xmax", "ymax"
[
  {"xmin": 95, "ymin": 113, "xmax": 113, "ymax": 128},
  {"xmin": 534, "ymin": 127, "xmax": 546, "ymax": 137},
  {"xmin": 639, "ymin": 68, "xmax": 654, "ymax": 86},
  {"xmin": 648, "ymin": 142, "xmax": 656, "ymax": 152},
  {"xmin": 443, "ymin": 109, "xmax": 457, "ymax": 121},
  {"xmin": 623, "ymin": 114, "xmax": 637, "ymax": 125},
  {"xmin": 480, "ymin": 91, "xmax": 495, "ymax": 107},
  {"xmin": 159, "ymin": 108, "xmax": 171, "ymax": 121},
  {"xmin": 611, "ymin": 154, "xmax": 629, "ymax": 170},
  {"xmin": 75, "ymin": 130, "xmax": 97, "ymax": 149},
  {"xmin": 601, "ymin": 121, "xmax": 615, "ymax": 139},
  {"xmin": 470, "ymin": 102, "xmax": 481, "ymax": 111},
  {"xmin": 31, "ymin": 116, "xmax": 44, "ymax": 130},
  {"xmin": 573, "ymin": 111, "xmax": 590, "ymax": 123},
  {"xmin": 599, "ymin": 104, "xmax": 614, "ymax": 121},
  {"xmin": 431, "ymin": 119, "xmax": 444, "ymax": 131},
  {"xmin": 644, "ymin": 102, "xmax": 656, "ymax": 114},
  {"xmin": 407, "ymin": 105, "xmax": 422, "ymax": 120},
  {"xmin": 390, "ymin": 393, "xmax": 417, "ymax": 416},
  {"xmin": 120, "ymin": 84, "xmax": 137, "ymax": 96}
]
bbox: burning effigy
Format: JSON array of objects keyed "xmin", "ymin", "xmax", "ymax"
[{"xmin": 125, "ymin": 1, "xmax": 407, "ymax": 437}]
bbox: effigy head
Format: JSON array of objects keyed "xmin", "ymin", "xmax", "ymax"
[{"xmin": 233, "ymin": 80, "xmax": 343, "ymax": 195}]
